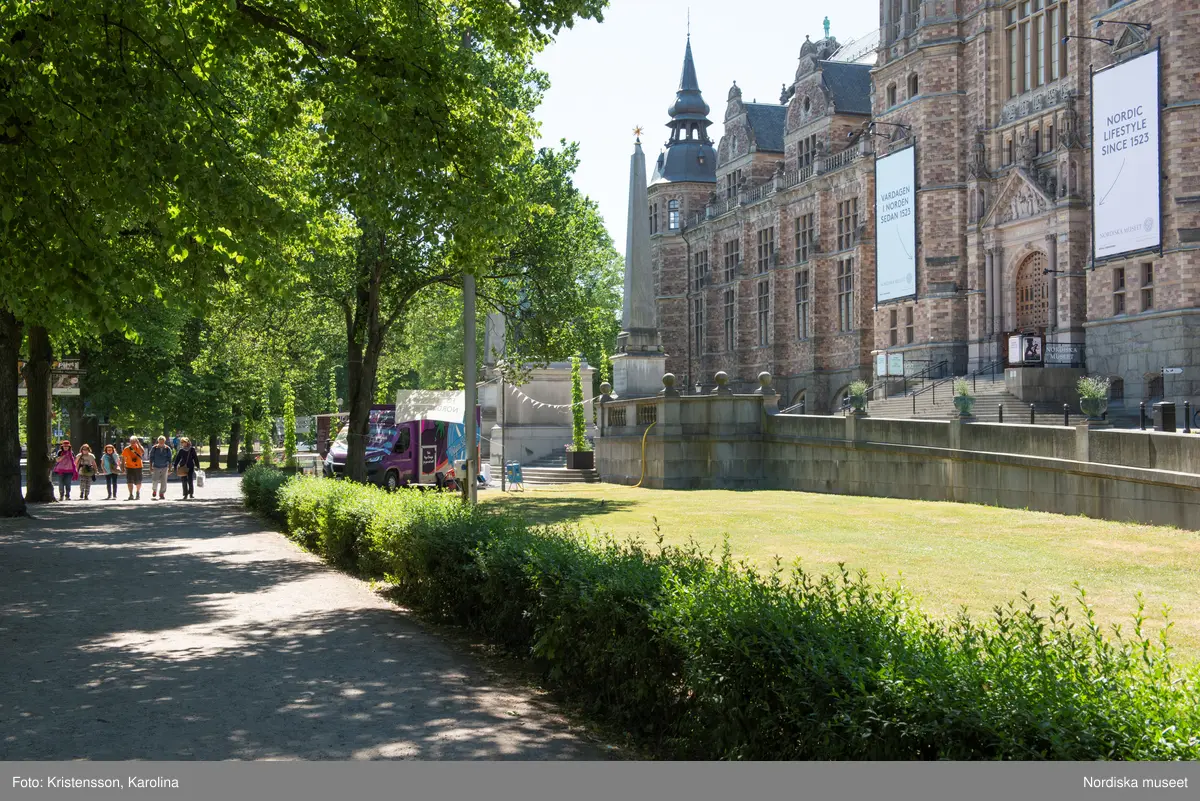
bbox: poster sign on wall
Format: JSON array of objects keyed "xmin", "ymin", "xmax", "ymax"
[
  {"xmin": 875, "ymin": 353, "xmax": 886, "ymax": 378},
  {"xmin": 875, "ymin": 145, "xmax": 917, "ymax": 303},
  {"xmin": 1092, "ymin": 49, "xmax": 1161, "ymax": 261},
  {"xmin": 888, "ymin": 352, "xmax": 904, "ymax": 377}
]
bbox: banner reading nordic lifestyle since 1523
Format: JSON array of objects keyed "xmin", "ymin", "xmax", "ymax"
[
  {"xmin": 875, "ymin": 145, "xmax": 917, "ymax": 303},
  {"xmin": 1092, "ymin": 49, "xmax": 1160, "ymax": 261}
]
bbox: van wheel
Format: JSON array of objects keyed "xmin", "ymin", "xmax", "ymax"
[{"xmin": 384, "ymin": 470, "xmax": 400, "ymax": 491}]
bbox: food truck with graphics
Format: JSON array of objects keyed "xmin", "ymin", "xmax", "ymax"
[{"xmin": 323, "ymin": 390, "xmax": 481, "ymax": 491}]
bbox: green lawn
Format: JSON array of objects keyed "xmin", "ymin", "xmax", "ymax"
[{"xmin": 485, "ymin": 484, "xmax": 1200, "ymax": 659}]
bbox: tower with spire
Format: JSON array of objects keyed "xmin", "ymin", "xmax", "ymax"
[{"xmin": 651, "ymin": 35, "xmax": 717, "ymax": 186}]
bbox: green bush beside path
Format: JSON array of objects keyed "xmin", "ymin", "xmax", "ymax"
[{"xmin": 240, "ymin": 465, "xmax": 1200, "ymax": 760}]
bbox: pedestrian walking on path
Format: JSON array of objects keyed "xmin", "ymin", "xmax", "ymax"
[
  {"xmin": 99, "ymin": 443, "xmax": 121, "ymax": 500},
  {"xmin": 75, "ymin": 445, "xmax": 98, "ymax": 501},
  {"xmin": 52, "ymin": 440, "xmax": 78, "ymax": 501},
  {"xmin": 172, "ymin": 437, "xmax": 200, "ymax": 499},
  {"xmin": 121, "ymin": 436, "xmax": 145, "ymax": 500},
  {"xmin": 149, "ymin": 436, "xmax": 173, "ymax": 500}
]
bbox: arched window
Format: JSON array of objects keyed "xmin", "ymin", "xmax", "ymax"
[
  {"xmin": 1015, "ymin": 252, "xmax": 1049, "ymax": 329},
  {"xmin": 668, "ymin": 199, "xmax": 680, "ymax": 230},
  {"xmin": 803, "ymin": 97, "xmax": 811, "ymax": 114},
  {"xmin": 908, "ymin": 73, "xmax": 918, "ymax": 98},
  {"xmin": 887, "ymin": 83, "xmax": 897, "ymax": 107}
]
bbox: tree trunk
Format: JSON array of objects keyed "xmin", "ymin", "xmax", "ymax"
[
  {"xmin": 0, "ymin": 310, "xmax": 26, "ymax": 517},
  {"xmin": 24, "ymin": 326, "xmax": 54, "ymax": 504},
  {"xmin": 226, "ymin": 404, "xmax": 242, "ymax": 470},
  {"xmin": 208, "ymin": 433, "xmax": 221, "ymax": 471},
  {"xmin": 66, "ymin": 396, "xmax": 84, "ymax": 447}
]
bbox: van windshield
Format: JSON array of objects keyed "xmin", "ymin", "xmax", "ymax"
[{"xmin": 332, "ymin": 423, "xmax": 397, "ymax": 448}]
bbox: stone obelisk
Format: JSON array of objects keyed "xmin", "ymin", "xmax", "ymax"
[{"xmin": 612, "ymin": 134, "xmax": 666, "ymax": 397}]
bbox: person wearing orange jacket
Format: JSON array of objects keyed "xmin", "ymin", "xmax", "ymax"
[{"xmin": 121, "ymin": 436, "xmax": 145, "ymax": 501}]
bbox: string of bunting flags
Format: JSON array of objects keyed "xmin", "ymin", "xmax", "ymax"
[{"xmin": 505, "ymin": 383, "xmax": 600, "ymax": 411}]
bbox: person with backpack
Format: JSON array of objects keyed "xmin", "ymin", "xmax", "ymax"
[
  {"xmin": 121, "ymin": 436, "xmax": 145, "ymax": 500},
  {"xmin": 99, "ymin": 443, "xmax": 122, "ymax": 500},
  {"xmin": 52, "ymin": 439, "xmax": 79, "ymax": 501},
  {"xmin": 75, "ymin": 444, "xmax": 98, "ymax": 501},
  {"xmin": 148, "ymin": 436, "xmax": 173, "ymax": 500},
  {"xmin": 172, "ymin": 437, "xmax": 201, "ymax": 499}
]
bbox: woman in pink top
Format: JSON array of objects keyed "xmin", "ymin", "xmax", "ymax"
[{"xmin": 52, "ymin": 439, "xmax": 80, "ymax": 501}]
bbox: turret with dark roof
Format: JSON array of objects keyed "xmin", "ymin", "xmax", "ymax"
[{"xmin": 651, "ymin": 36, "xmax": 717, "ymax": 185}]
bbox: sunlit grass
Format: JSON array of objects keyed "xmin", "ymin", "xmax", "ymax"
[{"xmin": 485, "ymin": 484, "xmax": 1200, "ymax": 659}]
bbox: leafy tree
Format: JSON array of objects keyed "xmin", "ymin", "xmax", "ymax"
[
  {"xmin": 282, "ymin": 382, "xmax": 298, "ymax": 468},
  {"xmin": 569, "ymin": 355, "xmax": 587, "ymax": 452}
]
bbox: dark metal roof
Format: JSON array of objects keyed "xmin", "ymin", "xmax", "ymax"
[
  {"xmin": 819, "ymin": 61, "xmax": 872, "ymax": 115},
  {"xmin": 651, "ymin": 141, "xmax": 717, "ymax": 185},
  {"xmin": 668, "ymin": 37, "xmax": 711, "ymax": 120},
  {"xmin": 744, "ymin": 104, "xmax": 786, "ymax": 153}
]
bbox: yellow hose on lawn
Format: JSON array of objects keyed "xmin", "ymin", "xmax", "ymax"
[{"xmin": 634, "ymin": 421, "xmax": 656, "ymax": 488}]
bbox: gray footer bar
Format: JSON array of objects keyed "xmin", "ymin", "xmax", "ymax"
[{"xmin": 2, "ymin": 762, "xmax": 1196, "ymax": 801}]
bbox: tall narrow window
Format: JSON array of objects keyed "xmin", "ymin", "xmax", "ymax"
[
  {"xmin": 795, "ymin": 213, "xmax": 815, "ymax": 263},
  {"xmin": 723, "ymin": 238, "xmax": 740, "ymax": 283},
  {"xmin": 887, "ymin": 83, "xmax": 897, "ymax": 107},
  {"xmin": 723, "ymin": 290, "xmax": 736, "ymax": 351},
  {"xmin": 668, "ymin": 199, "xmax": 680, "ymax": 230},
  {"xmin": 692, "ymin": 250, "xmax": 709, "ymax": 292},
  {"xmin": 757, "ymin": 281, "xmax": 770, "ymax": 346},
  {"xmin": 649, "ymin": 203, "xmax": 658, "ymax": 234},
  {"xmin": 693, "ymin": 297, "xmax": 705, "ymax": 354},
  {"xmin": 837, "ymin": 258, "xmax": 854, "ymax": 331},
  {"xmin": 756, "ymin": 227, "xmax": 775, "ymax": 273},
  {"xmin": 1113, "ymin": 267, "xmax": 1126, "ymax": 315},
  {"xmin": 1141, "ymin": 262, "xmax": 1154, "ymax": 311},
  {"xmin": 795, "ymin": 269, "xmax": 810, "ymax": 339},
  {"xmin": 1035, "ymin": 15, "xmax": 1045, "ymax": 86},
  {"xmin": 836, "ymin": 199, "xmax": 859, "ymax": 251},
  {"xmin": 1008, "ymin": 25, "xmax": 1019, "ymax": 97},
  {"xmin": 905, "ymin": 305, "xmax": 915, "ymax": 343},
  {"xmin": 908, "ymin": 73, "xmax": 919, "ymax": 98},
  {"xmin": 889, "ymin": 309, "xmax": 899, "ymax": 346}
]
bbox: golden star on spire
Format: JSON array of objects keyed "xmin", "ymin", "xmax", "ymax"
[{"xmin": 633, "ymin": 126, "xmax": 644, "ymax": 141}]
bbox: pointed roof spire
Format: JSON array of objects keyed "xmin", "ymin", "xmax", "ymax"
[
  {"xmin": 652, "ymin": 33, "xmax": 716, "ymax": 185},
  {"xmin": 679, "ymin": 36, "xmax": 700, "ymax": 93},
  {"xmin": 669, "ymin": 37, "xmax": 708, "ymax": 119}
]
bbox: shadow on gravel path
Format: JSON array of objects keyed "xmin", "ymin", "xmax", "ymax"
[{"xmin": 0, "ymin": 479, "xmax": 606, "ymax": 760}]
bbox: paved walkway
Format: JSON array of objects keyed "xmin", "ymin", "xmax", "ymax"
[{"xmin": 0, "ymin": 476, "xmax": 604, "ymax": 760}]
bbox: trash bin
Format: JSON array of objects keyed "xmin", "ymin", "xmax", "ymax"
[{"xmin": 1153, "ymin": 401, "xmax": 1177, "ymax": 432}]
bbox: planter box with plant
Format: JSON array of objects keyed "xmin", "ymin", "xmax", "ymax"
[
  {"xmin": 566, "ymin": 355, "xmax": 593, "ymax": 468},
  {"xmin": 846, "ymin": 380, "xmax": 869, "ymax": 415},
  {"xmin": 1077, "ymin": 375, "xmax": 1111, "ymax": 421},
  {"xmin": 953, "ymin": 378, "xmax": 975, "ymax": 418}
]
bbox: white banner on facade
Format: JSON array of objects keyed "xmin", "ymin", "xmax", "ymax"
[
  {"xmin": 1092, "ymin": 49, "xmax": 1161, "ymax": 261},
  {"xmin": 875, "ymin": 145, "xmax": 917, "ymax": 303}
]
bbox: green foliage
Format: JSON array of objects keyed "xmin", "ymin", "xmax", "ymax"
[
  {"xmin": 1078, "ymin": 375, "xmax": 1112, "ymax": 400},
  {"xmin": 568, "ymin": 355, "xmax": 588, "ymax": 452},
  {"xmin": 244, "ymin": 472, "xmax": 1200, "ymax": 761},
  {"xmin": 282, "ymin": 382, "xmax": 298, "ymax": 468},
  {"xmin": 328, "ymin": 368, "xmax": 339, "ymax": 413},
  {"xmin": 258, "ymin": 380, "xmax": 274, "ymax": 466},
  {"xmin": 848, "ymin": 380, "xmax": 868, "ymax": 398},
  {"xmin": 953, "ymin": 378, "xmax": 972, "ymax": 397},
  {"xmin": 239, "ymin": 464, "xmax": 290, "ymax": 525}
]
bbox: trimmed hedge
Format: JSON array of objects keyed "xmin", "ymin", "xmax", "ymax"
[{"xmin": 243, "ymin": 468, "xmax": 1200, "ymax": 760}]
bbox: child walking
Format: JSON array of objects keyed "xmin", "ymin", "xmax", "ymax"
[{"xmin": 75, "ymin": 444, "xmax": 98, "ymax": 500}]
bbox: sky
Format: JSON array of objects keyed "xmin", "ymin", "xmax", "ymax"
[{"xmin": 532, "ymin": 0, "xmax": 880, "ymax": 256}]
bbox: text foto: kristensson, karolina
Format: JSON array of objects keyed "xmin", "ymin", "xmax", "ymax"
[{"xmin": 13, "ymin": 776, "xmax": 180, "ymax": 790}]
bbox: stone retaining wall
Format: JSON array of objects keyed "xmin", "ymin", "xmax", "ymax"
[{"xmin": 596, "ymin": 392, "xmax": 1200, "ymax": 529}]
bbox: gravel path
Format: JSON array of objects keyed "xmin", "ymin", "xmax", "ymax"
[{"xmin": 0, "ymin": 475, "xmax": 605, "ymax": 760}]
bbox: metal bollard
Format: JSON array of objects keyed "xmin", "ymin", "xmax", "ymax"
[
  {"xmin": 1030, "ymin": 404, "xmax": 1035, "ymax": 425},
  {"xmin": 1063, "ymin": 404, "xmax": 1070, "ymax": 427},
  {"xmin": 1185, "ymin": 401, "xmax": 1192, "ymax": 434},
  {"xmin": 1140, "ymin": 401, "xmax": 1147, "ymax": 430},
  {"xmin": 998, "ymin": 404, "xmax": 1004, "ymax": 424},
  {"xmin": 800, "ymin": 399, "xmax": 806, "ymax": 415}
]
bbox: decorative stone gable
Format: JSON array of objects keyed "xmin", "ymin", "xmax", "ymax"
[{"xmin": 981, "ymin": 169, "xmax": 1054, "ymax": 228}]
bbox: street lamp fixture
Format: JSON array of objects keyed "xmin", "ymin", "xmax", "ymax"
[
  {"xmin": 1043, "ymin": 269, "xmax": 1088, "ymax": 278},
  {"xmin": 1096, "ymin": 19, "xmax": 1151, "ymax": 32}
]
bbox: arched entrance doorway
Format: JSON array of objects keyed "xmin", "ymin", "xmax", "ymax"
[{"xmin": 1015, "ymin": 252, "xmax": 1049, "ymax": 329}]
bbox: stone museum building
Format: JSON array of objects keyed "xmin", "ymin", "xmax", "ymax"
[{"xmin": 639, "ymin": 0, "xmax": 1198, "ymax": 419}]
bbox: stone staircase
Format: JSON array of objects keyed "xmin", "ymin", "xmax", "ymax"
[
  {"xmin": 867, "ymin": 374, "xmax": 1089, "ymax": 425},
  {"xmin": 506, "ymin": 449, "xmax": 600, "ymax": 486}
]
